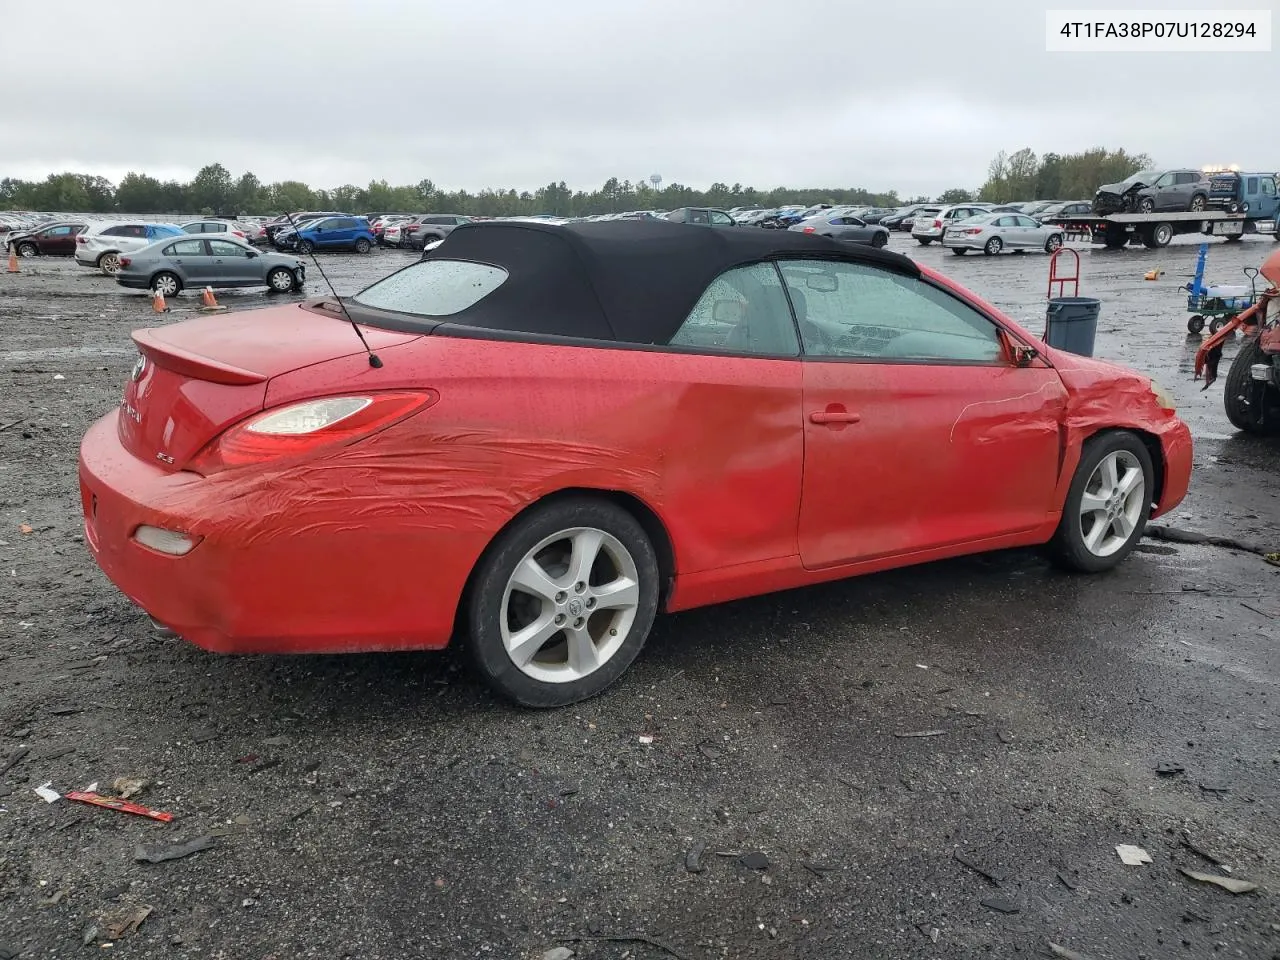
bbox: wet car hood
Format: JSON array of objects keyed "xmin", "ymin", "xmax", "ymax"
[{"xmin": 1096, "ymin": 178, "xmax": 1149, "ymax": 196}]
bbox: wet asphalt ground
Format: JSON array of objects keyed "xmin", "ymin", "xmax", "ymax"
[{"xmin": 0, "ymin": 233, "xmax": 1278, "ymax": 960}]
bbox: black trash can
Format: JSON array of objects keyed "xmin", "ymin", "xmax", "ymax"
[{"xmin": 1044, "ymin": 296, "xmax": 1101, "ymax": 357}]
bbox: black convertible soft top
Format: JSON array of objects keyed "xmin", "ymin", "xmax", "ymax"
[{"xmin": 416, "ymin": 218, "xmax": 920, "ymax": 344}]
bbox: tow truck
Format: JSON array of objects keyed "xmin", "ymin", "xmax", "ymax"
[{"xmin": 1036, "ymin": 210, "xmax": 1275, "ymax": 249}]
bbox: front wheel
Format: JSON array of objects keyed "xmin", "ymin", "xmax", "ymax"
[
  {"xmin": 267, "ymin": 267, "xmax": 296, "ymax": 293},
  {"xmin": 1047, "ymin": 431, "xmax": 1154, "ymax": 573},
  {"xmin": 465, "ymin": 497, "xmax": 659, "ymax": 708},
  {"xmin": 17, "ymin": 242, "xmax": 37, "ymax": 258},
  {"xmin": 1187, "ymin": 314, "xmax": 1206, "ymax": 334},
  {"xmin": 1209, "ymin": 316, "xmax": 1229, "ymax": 334},
  {"xmin": 1044, "ymin": 234, "xmax": 1063, "ymax": 253},
  {"xmin": 354, "ymin": 238, "xmax": 371, "ymax": 254},
  {"xmin": 1224, "ymin": 337, "xmax": 1280, "ymax": 435},
  {"xmin": 1138, "ymin": 197, "xmax": 1155, "ymax": 213},
  {"xmin": 983, "ymin": 236, "xmax": 1003, "ymax": 255}
]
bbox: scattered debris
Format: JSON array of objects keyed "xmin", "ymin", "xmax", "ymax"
[
  {"xmin": 996, "ymin": 729, "xmax": 1015, "ymax": 744},
  {"xmin": 262, "ymin": 735, "xmax": 291, "ymax": 747},
  {"xmin": 894, "ymin": 729, "xmax": 948, "ymax": 738},
  {"xmin": 559, "ymin": 934, "xmax": 691, "ymax": 960},
  {"xmin": 248, "ymin": 758, "xmax": 281, "ymax": 775},
  {"xmin": 1181, "ymin": 832, "xmax": 1226, "ymax": 866},
  {"xmin": 954, "ymin": 849, "xmax": 1004, "ymax": 885},
  {"xmin": 1155, "ymin": 763, "xmax": 1185, "ymax": 777},
  {"xmin": 1115, "ymin": 844, "xmax": 1152, "ymax": 866},
  {"xmin": 34, "ymin": 782, "xmax": 61, "ymax": 803},
  {"xmin": 80, "ymin": 926, "xmax": 99, "ymax": 947},
  {"xmin": 1048, "ymin": 943, "xmax": 1096, "ymax": 960},
  {"xmin": 18, "ymin": 524, "xmax": 33, "ymax": 535},
  {"xmin": 1241, "ymin": 598, "xmax": 1280, "ymax": 619},
  {"xmin": 64, "ymin": 791, "xmax": 173, "ymax": 823},
  {"xmin": 134, "ymin": 835, "xmax": 217, "ymax": 864},
  {"xmin": 637, "ymin": 735, "xmax": 654, "ymax": 745},
  {"xmin": 112, "ymin": 777, "xmax": 148, "ymax": 800},
  {"xmin": 1179, "ymin": 868, "xmax": 1258, "ymax": 895},
  {"xmin": 542, "ymin": 949, "xmax": 575, "ymax": 960},
  {"xmin": 0, "ymin": 747, "xmax": 29, "ymax": 778},
  {"xmin": 1198, "ymin": 783, "xmax": 1230, "ymax": 795},
  {"xmin": 980, "ymin": 897, "xmax": 1019, "ymax": 914},
  {"xmin": 104, "ymin": 904, "xmax": 152, "ymax": 939},
  {"xmin": 52, "ymin": 374, "xmax": 65, "ymax": 381},
  {"xmin": 696, "ymin": 742, "xmax": 723, "ymax": 760},
  {"xmin": 1056, "ymin": 870, "xmax": 1078, "ymax": 891},
  {"xmin": 684, "ymin": 841, "xmax": 705, "ymax": 874},
  {"xmin": 0, "ymin": 418, "xmax": 22, "ymax": 433},
  {"xmin": 37, "ymin": 889, "xmax": 65, "ymax": 909},
  {"xmin": 801, "ymin": 862, "xmax": 834, "ymax": 879},
  {"xmin": 739, "ymin": 851, "xmax": 770, "ymax": 870}
]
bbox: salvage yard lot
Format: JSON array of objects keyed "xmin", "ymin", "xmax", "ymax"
[{"xmin": 2, "ymin": 236, "xmax": 1279, "ymax": 959}]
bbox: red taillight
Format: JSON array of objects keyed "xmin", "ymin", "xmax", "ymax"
[
  {"xmin": 189, "ymin": 391, "xmax": 436, "ymax": 474},
  {"xmin": 406, "ymin": 225, "xmax": 419, "ymax": 233},
  {"xmin": 933, "ymin": 219, "xmax": 943, "ymax": 229},
  {"xmin": 118, "ymin": 257, "xmax": 131, "ymax": 267},
  {"xmin": 803, "ymin": 226, "xmax": 815, "ymax": 233},
  {"xmin": 964, "ymin": 228, "xmax": 982, "ymax": 235}
]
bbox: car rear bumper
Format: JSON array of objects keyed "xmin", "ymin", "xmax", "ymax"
[
  {"xmin": 79, "ymin": 410, "xmax": 479, "ymax": 655},
  {"xmin": 75, "ymin": 252, "xmax": 99, "ymax": 266},
  {"xmin": 114, "ymin": 274, "xmax": 153, "ymax": 289}
]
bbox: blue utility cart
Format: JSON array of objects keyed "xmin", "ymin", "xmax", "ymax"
[{"xmin": 1184, "ymin": 242, "xmax": 1261, "ymax": 334}]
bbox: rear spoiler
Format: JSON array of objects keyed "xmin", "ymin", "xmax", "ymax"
[{"xmin": 132, "ymin": 329, "xmax": 267, "ymax": 386}]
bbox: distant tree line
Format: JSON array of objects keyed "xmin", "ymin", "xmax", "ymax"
[{"xmin": 1, "ymin": 149, "xmax": 1149, "ymax": 216}]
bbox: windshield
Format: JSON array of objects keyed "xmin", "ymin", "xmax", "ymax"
[
  {"xmin": 1123, "ymin": 169, "xmax": 1160, "ymax": 185},
  {"xmin": 351, "ymin": 259, "xmax": 509, "ymax": 317}
]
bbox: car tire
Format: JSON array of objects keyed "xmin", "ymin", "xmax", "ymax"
[
  {"xmin": 151, "ymin": 272, "xmax": 181, "ymax": 297},
  {"xmin": 465, "ymin": 496, "xmax": 660, "ymax": 708},
  {"xmin": 951, "ymin": 248, "xmax": 968, "ymax": 256},
  {"xmin": 1144, "ymin": 223, "xmax": 1173, "ymax": 248},
  {"xmin": 1187, "ymin": 314, "xmax": 1206, "ymax": 334},
  {"xmin": 1209, "ymin": 316, "xmax": 1228, "ymax": 334},
  {"xmin": 1223, "ymin": 234, "xmax": 1243, "ymax": 243},
  {"xmin": 297, "ymin": 240, "xmax": 314, "ymax": 255},
  {"xmin": 1189, "ymin": 194, "xmax": 1207, "ymax": 212},
  {"xmin": 1047, "ymin": 431, "xmax": 1154, "ymax": 574},
  {"xmin": 1224, "ymin": 337, "xmax": 1280, "ymax": 435},
  {"xmin": 1044, "ymin": 234, "xmax": 1063, "ymax": 253},
  {"xmin": 871, "ymin": 232, "xmax": 887, "ymax": 248},
  {"xmin": 983, "ymin": 237, "xmax": 1003, "ymax": 255},
  {"xmin": 354, "ymin": 238, "xmax": 371, "ymax": 254},
  {"xmin": 1138, "ymin": 197, "xmax": 1155, "ymax": 213},
  {"xmin": 267, "ymin": 267, "xmax": 296, "ymax": 293},
  {"xmin": 916, "ymin": 238, "xmax": 932, "ymax": 245},
  {"xmin": 17, "ymin": 242, "xmax": 38, "ymax": 258}
]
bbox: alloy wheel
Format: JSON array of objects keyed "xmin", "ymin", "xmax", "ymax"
[
  {"xmin": 1077, "ymin": 450, "xmax": 1145, "ymax": 557},
  {"xmin": 500, "ymin": 526, "xmax": 640, "ymax": 684}
]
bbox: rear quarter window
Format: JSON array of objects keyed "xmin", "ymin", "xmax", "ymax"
[{"xmin": 351, "ymin": 259, "xmax": 508, "ymax": 317}]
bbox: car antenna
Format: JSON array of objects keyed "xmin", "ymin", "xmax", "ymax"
[{"xmin": 284, "ymin": 211, "xmax": 382, "ymax": 368}]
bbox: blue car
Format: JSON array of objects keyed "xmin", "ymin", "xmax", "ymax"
[{"xmin": 274, "ymin": 216, "xmax": 376, "ymax": 254}]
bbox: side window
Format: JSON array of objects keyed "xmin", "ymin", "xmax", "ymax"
[
  {"xmin": 1017, "ymin": 216, "xmax": 1039, "ymax": 227},
  {"xmin": 208, "ymin": 239, "xmax": 247, "ymax": 257},
  {"xmin": 1246, "ymin": 177, "xmax": 1258, "ymax": 194},
  {"xmin": 1176, "ymin": 172, "xmax": 1197, "ymax": 185},
  {"xmin": 709, "ymin": 212, "xmax": 733, "ymax": 225},
  {"xmin": 165, "ymin": 239, "xmax": 206, "ymax": 256},
  {"xmin": 779, "ymin": 259, "xmax": 1003, "ymax": 364},
  {"xmin": 688, "ymin": 209, "xmax": 711, "ymax": 225},
  {"xmin": 1155, "ymin": 173, "xmax": 1175, "ymax": 187},
  {"xmin": 312, "ymin": 219, "xmax": 333, "ymax": 230},
  {"xmin": 46, "ymin": 226, "xmax": 72, "ymax": 237},
  {"xmin": 1264, "ymin": 178, "xmax": 1277, "ymax": 197},
  {"xmin": 128, "ymin": 225, "xmax": 149, "ymax": 238},
  {"xmin": 668, "ymin": 263, "xmax": 799, "ymax": 357},
  {"xmin": 102, "ymin": 226, "xmax": 127, "ymax": 237},
  {"xmin": 993, "ymin": 217, "xmax": 1013, "ymax": 227}
]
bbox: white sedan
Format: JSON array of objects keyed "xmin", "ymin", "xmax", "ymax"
[{"xmin": 943, "ymin": 213, "xmax": 1065, "ymax": 256}]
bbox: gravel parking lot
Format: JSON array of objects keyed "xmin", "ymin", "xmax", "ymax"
[{"xmin": 1, "ymin": 235, "xmax": 1278, "ymax": 960}]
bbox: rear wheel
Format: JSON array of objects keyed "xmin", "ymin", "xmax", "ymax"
[
  {"xmin": 267, "ymin": 267, "xmax": 296, "ymax": 293},
  {"xmin": 1047, "ymin": 431, "xmax": 1154, "ymax": 573},
  {"xmin": 1189, "ymin": 194, "xmax": 1207, "ymax": 212},
  {"xmin": 871, "ymin": 232, "xmax": 887, "ymax": 248},
  {"xmin": 1044, "ymin": 234, "xmax": 1063, "ymax": 253},
  {"xmin": 297, "ymin": 240, "xmax": 314, "ymax": 255},
  {"xmin": 983, "ymin": 236, "xmax": 1003, "ymax": 255},
  {"xmin": 151, "ymin": 272, "xmax": 181, "ymax": 297},
  {"xmin": 1209, "ymin": 315, "xmax": 1229, "ymax": 334},
  {"xmin": 1224, "ymin": 337, "xmax": 1280, "ymax": 435},
  {"xmin": 951, "ymin": 248, "xmax": 968, "ymax": 256},
  {"xmin": 17, "ymin": 241, "xmax": 37, "ymax": 258},
  {"xmin": 1223, "ymin": 233, "xmax": 1243, "ymax": 243},
  {"xmin": 1143, "ymin": 223, "xmax": 1173, "ymax": 248},
  {"xmin": 354, "ymin": 238, "xmax": 371, "ymax": 254},
  {"xmin": 916, "ymin": 237, "xmax": 932, "ymax": 245},
  {"xmin": 98, "ymin": 252, "xmax": 121, "ymax": 276},
  {"xmin": 465, "ymin": 497, "xmax": 659, "ymax": 708},
  {"xmin": 1187, "ymin": 314, "xmax": 1206, "ymax": 334}
]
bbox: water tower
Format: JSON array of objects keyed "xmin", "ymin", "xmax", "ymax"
[{"xmin": 649, "ymin": 174, "xmax": 662, "ymax": 193}]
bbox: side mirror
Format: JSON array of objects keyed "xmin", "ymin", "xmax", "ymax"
[
  {"xmin": 1012, "ymin": 343, "xmax": 1039, "ymax": 366},
  {"xmin": 247, "ymin": 250, "xmax": 258, "ymax": 258}
]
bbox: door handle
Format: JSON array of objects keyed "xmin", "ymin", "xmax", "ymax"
[{"xmin": 810, "ymin": 407, "xmax": 861, "ymax": 425}]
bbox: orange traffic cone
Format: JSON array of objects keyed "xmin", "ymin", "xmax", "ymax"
[
  {"xmin": 201, "ymin": 286, "xmax": 218, "ymax": 308},
  {"xmin": 152, "ymin": 289, "xmax": 169, "ymax": 313},
  {"xmin": 6, "ymin": 248, "xmax": 17, "ymax": 273}
]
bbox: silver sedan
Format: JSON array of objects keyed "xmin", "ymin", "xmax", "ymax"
[
  {"xmin": 114, "ymin": 235, "xmax": 307, "ymax": 296},
  {"xmin": 942, "ymin": 213, "xmax": 1065, "ymax": 256}
]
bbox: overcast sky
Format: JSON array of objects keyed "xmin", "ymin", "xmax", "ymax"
[{"xmin": 2, "ymin": 0, "xmax": 1275, "ymax": 197}]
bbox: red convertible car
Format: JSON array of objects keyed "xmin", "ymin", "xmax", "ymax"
[{"xmin": 80, "ymin": 220, "xmax": 1192, "ymax": 706}]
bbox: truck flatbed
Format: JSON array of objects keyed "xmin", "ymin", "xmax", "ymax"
[{"xmin": 1039, "ymin": 210, "xmax": 1274, "ymax": 249}]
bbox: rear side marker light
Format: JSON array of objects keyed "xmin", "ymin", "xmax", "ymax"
[{"xmin": 133, "ymin": 525, "xmax": 199, "ymax": 556}]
